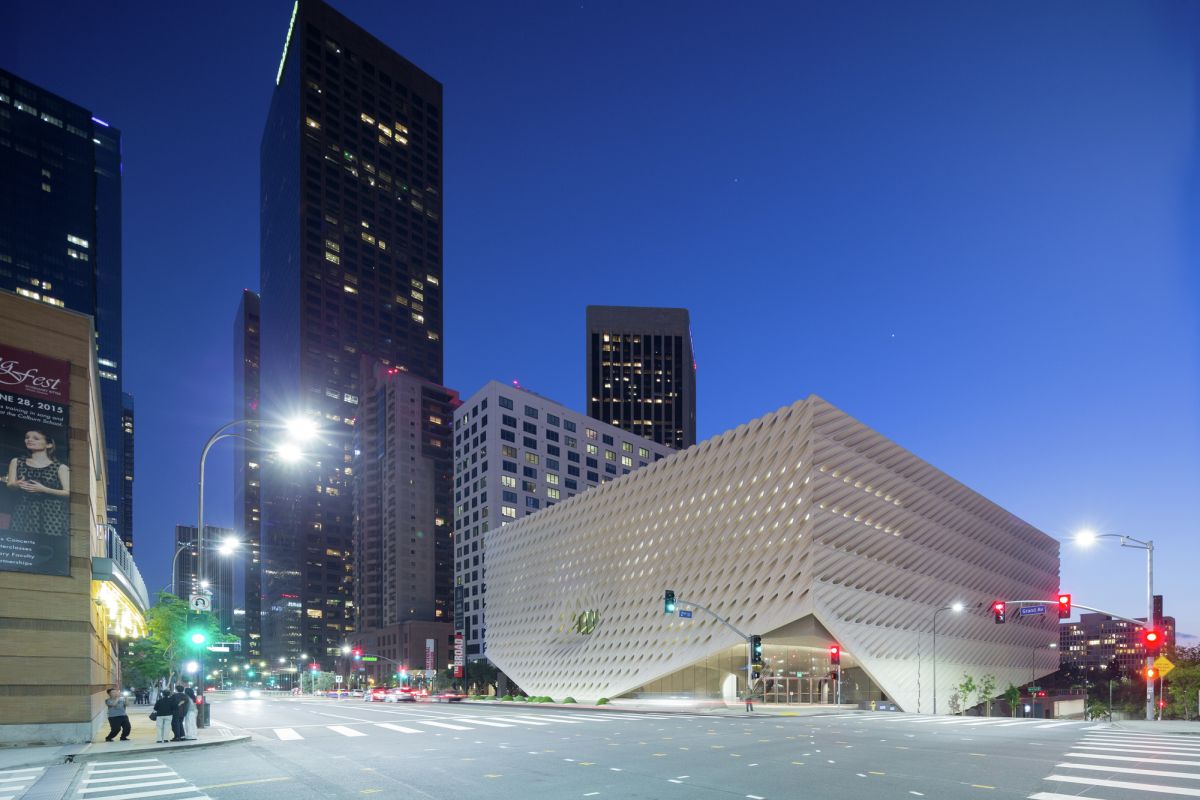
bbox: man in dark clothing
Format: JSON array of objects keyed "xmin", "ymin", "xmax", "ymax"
[
  {"xmin": 104, "ymin": 688, "xmax": 130, "ymax": 741},
  {"xmin": 169, "ymin": 684, "xmax": 190, "ymax": 741}
]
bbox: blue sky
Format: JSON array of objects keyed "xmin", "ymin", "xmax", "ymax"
[{"xmin": 6, "ymin": 1, "xmax": 1198, "ymax": 637}]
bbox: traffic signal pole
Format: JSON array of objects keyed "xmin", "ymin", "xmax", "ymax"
[{"xmin": 665, "ymin": 595, "xmax": 755, "ymax": 703}]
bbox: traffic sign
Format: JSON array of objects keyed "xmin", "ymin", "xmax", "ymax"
[
  {"xmin": 189, "ymin": 594, "xmax": 211, "ymax": 611},
  {"xmin": 334, "ymin": 675, "xmax": 343, "ymax": 683},
  {"xmin": 361, "ymin": 656, "xmax": 378, "ymax": 662},
  {"xmin": 1027, "ymin": 685, "xmax": 1041, "ymax": 692},
  {"xmin": 679, "ymin": 609, "xmax": 693, "ymax": 618},
  {"xmin": 1154, "ymin": 655, "xmax": 1175, "ymax": 678},
  {"xmin": 1019, "ymin": 605, "xmax": 1046, "ymax": 616}
]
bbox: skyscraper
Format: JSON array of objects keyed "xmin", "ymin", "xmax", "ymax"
[
  {"xmin": 174, "ymin": 524, "xmax": 236, "ymax": 635},
  {"xmin": 233, "ymin": 290, "xmax": 262, "ymax": 657},
  {"xmin": 352, "ymin": 360, "xmax": 456, "ymax": 674},
  {"xmin": 259, "ymin": 0, "xmax": 444, "ymax": 665},
  {"xmin": 586, "ymin": 306, "xmax": 696, "ymax": 450},
  {"xmin": 0, "ymin": 69, "xmax": 132, "ymax": 549},
  {"xmin": 452, "ymin": 381, "xmax": 673, "ymax": 660}
]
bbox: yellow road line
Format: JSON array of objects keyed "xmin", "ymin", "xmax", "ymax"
[{"xmin": 199, "ymin": 777, "xmax": 292, "ymax": 790}]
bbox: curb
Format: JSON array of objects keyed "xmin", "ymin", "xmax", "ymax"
[{"xmin": 65, "ymin": 735, "xmax": 252, "ymax": 765}]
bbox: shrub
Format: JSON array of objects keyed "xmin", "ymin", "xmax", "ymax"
[
  {"xmin": 596, "ymin": 697, "xmax": 609, "ymax": 705},
  {"xmin": 561, "ymin": 697, "xmax": 577, "ymax": 704},
  {"xmin": 517, "ymin": 695, "xmax": 529, "ymax": 702},
  {"xmin": 500, "ymin": 694, "xmax": 513, "ymax": 701}
]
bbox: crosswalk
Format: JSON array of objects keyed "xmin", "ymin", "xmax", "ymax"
[
  {"xmin": 1029, "ymin": 728, "xmax": 1200, "ymax": 799},
  {"xmin": 74, "ymin": 757, "xmax": 208, "ymax": 800},
  {"xmin": 266, "ymin": 710, "xmax": 683, "ymax": 742},
  {"xmin": 821, "ymin": 712, "xmax": 1100, "ymax": 730},
  {"xmin": 0, "ymin": 766, "xmax": 44, "ymax": 800}
]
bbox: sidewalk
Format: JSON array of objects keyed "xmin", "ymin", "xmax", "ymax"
[
  {"xmin": 1112, "ymin": 719, "xmax": 1200, "ymax": 735},
  {"xmin": 0, "ymin": 710, "xmax": 249, "ymax": 772}
]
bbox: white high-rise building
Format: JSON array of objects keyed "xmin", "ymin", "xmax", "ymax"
[
  {"xmin": 452, "ymin": 381, "xmax": 674, "ymax": 661},
  {"xmin": 485, "ymin": 395, "xmax": 1061, "ymax": 709}
]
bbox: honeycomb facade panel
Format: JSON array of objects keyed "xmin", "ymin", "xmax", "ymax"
[{"xmin": 486, "ymin": 396, "xmax": 1059, "ymax": 709}]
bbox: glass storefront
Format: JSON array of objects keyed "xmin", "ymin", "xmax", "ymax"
[{"xmin": 623, "ymin": 641, "xmax": 889, "ymax": 706}]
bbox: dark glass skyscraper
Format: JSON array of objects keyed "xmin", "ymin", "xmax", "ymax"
[
  {"xmin": 259, "ymin": 0, "xmax": 444, "ymax": 665},
  {"xmin": 233, "ymin": 290, "xmax": 262, "ymax": 658},
  {"xmin": 586, "ymin": 306, "xmax": 696, "ymax": 450},
  {"xmin": 0, "ymin": 69, "xmax": 131, "ymax": 549}
]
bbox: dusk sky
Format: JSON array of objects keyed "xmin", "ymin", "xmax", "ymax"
[{"xmin": 5, "ymin": 1, "xmax": 1198, "ymax": 638}]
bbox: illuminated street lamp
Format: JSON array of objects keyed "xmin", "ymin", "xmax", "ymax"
[
  {"xmin": 1075, "ymin": 528, "xmax": 1155, "ymax": 721},
  {"xmin": 930, "ymin": 602, "xmax": 964, "ymax": 715}
]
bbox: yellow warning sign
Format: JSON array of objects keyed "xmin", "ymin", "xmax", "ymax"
[{"xmin": 1153, "ymin": 655, "xmax": 1175, "ymax": 678}]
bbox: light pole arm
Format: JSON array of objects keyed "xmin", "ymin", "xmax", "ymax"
[{"xmin": 673, "ymin": 597, "xmax": 750, "ymax": 641}]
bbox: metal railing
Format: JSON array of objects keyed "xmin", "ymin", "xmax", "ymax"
[{"xmin": 105, "ymin": 525, "xmax": 150, "ymax": 610}]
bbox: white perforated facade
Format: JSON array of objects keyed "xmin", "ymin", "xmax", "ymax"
[{"xmin": 486, "ymin": 396, "xmax": 1060, "ymax": 710}]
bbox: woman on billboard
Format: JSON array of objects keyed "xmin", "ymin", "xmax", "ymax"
[{"xmin": 4, "ymin": 428, "xmax": 70, "ymax": 536}]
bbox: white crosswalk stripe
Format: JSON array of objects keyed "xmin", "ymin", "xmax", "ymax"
[
  {"xmin": 273, "ymin": 728, "xmax": 303, "ymax": 740},
  {"xmin": 374, "ymin": 722, "xmax": 423, "ymax": 734},
  {"xmin": 412, "ymin": 720, "xmax": 472, "ymax": 731},
  {"xmin": 327, "ymin": 725, "xmax": 367, "ymax": 737},
  {"xmin": 1028, "ymin": 730, "xmax": 1200, "ymax": 800},
  {"xmin": 74, "ymin": 758, "xmax": 207, "ymax": 800},
  {"xmin": 0, "ymin": 766, "xmax": 43, "ymax": 800}
]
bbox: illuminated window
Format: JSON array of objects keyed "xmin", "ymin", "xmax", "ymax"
[
  {"xmin": 360, "ymin": 112, "xmax": 375, "ymax": 125},
  {"xmin": 586, "ymin": 444, "xmax": 598, "ymax": 455},
  {"xmin": 412, "ymin": 312, "xmax": 424, "ymax": 323},
  {"xmin": 605, "ymin": 450, "xmax": 616, "ymax": 461},
  {"xmin": 343, "ymin": 285, "xmax": 358, "ymax": 294},
  {"xmin": 621, "ymin": 456, "xmax": 633, "ymax": 467},
  {"xmin": 586, "ymin": 428, "xmax": 598, "ymax": 440},
  {"xmin": 325, "ymin": 251, "xmax": 340, "ymax": 264},
  {"xmin": 639, "ymin": 447, "xmax": 650, "ymax": 458},
  {"xmin": 525, "ymin": 453, "xmax": 539, "ymax": 464},
  {"xmin": 67, "ymin": 234, "xmax": 89, "ymax": 248},
  {"xmin": 501, "ymin": 475, "xmax": 516, "ymax": 488},
  {"xmin": 545, "ymin": 473, "xmax": 560, "ymax": 485},
  {"xmin": 426, "ymin": 275, "xmax": 440, "ymax": 286},
  {"xmin": 305, "ymin": 117, "xmax": 321, "ymax": 129},
  {"xmin": 501, "ymin": 506, "xmax": 516, "ymax": 519},
  {"xmin": 622, "ymin": 441, "xmax": 633, "ymax": 452},
  {"xmin": 547, "ymin": 488, "xmax": 560, "ymax": 500}
]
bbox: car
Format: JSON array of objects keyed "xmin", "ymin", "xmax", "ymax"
[
  {"xmin": 231, "ymin": 688, "xmax": 262, "ymax": 699},
  {"xmin": 364, "ymin": 687, "xmax": 390, "ymax": 702},
  {"xmin": 386, "ymin": 687, "xmax": 416, "ymax": 703},
  {"xmin": 431, "ymin": 691, "xmax": 464, "ymax": 702}
]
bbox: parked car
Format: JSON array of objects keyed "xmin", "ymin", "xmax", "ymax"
[{"xmin": 387, "ymin": 687, "xmax": 416, "ymax": 703}]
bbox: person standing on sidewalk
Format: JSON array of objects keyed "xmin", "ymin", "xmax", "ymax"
[
  {"xmin": 183, "ymin": 684, "xmax": 198, "ymax": 740},
  {"xmin": 169, "ymin": 684, "xmax": 190, "ymax": 742},
  {"xmin": 104, "ymin": 688, "xmax": 131, "ymax": 741},
  {"xmin": 152, "ymin": 691, "xmax": 175, "ymax": 742}
]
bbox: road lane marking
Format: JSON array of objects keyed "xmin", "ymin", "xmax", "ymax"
[
  {"xmin": 1073, "ymin": 744, "xmax": 1200, "ymax": 756},
  {"xmin": 1066, "ymin": 752, "xmax": 1200, "ymax": 766},
  {"xmin": 507, "ymin": 715, "xmax": 586, "ymax": 724},
  {"xmin": 486, "ymin": 717, "xmax": 550, "ymax": 726},
  {"xmin": 72, "ymin": 787, "xmax": 204, "ymax": 800},
  {"xmin": 453, "ymin": 718, "xmax": 514, "ymax": 728},
  {"xmin": 198, "ymin": 777, "xmax": 291, "ymax": 789},
  {"xmin": 87, "ymin": 760, "xmax": 162, "ymax": 767},
  {"xmin": 375, "ymin": 723, "xmax": 422, "ymax": 734},
  {"xmin": 0, "ymin": 769, "xmax": 43, "ymax": 776},
  {"xmin": 1083, "ymin": 735, "xmax": 1200, "ymax": 749},
  {"xmin": 1045, "ymin": 774, "xmax": 1200, "ymax": 795},
  {"xmin": 1035, "ymin": 722, "xmax": 1079, "ymax": 729},
  {"xmin": 274, "ymin": 728, "xmax": 303, "ymax": 740},
  {"xmin": 328, "ymin": 725, "xmax": 368, "ymax": 737},
  {"xmin": 413, "ymin": 720, "xmax": 472, "ymax": 731},
  {"xmin": 87, "ymin": 766, "xmax": 169, "ymax": 775}
]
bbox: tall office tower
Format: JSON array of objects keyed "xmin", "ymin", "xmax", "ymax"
[
  {"xmin": 120, "ymin": 393, "xmax": 134, "ymax": 547},
  {"xmin": 174, "ymin": 525, "xmax": 237, "ymax": 635},
  {"xmin": 453, "ymin": 381, "xmax": 673, "ymax": 660},
  {"xmin": 233, "ymin": 290, "xmax": 263, "ymax": 657},
  {"xmin": 0, "ymin": 69, "xmax": 131, "ymax": 548},
  {"xmin": 259, "ymin": 0, "xmax": 444, "ymax": 665},
  {"xmin": 586, "ymin": 306, "xmax": 696, "ymax": 450},
  {"xmin": 351, "ymin": 361, "xmax": 457, "ymax": 675}
]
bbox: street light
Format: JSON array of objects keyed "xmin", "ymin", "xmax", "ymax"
[
  {"xmin": 1075, "ymin": 528, "xmax": 1155, "ymax": 721},
  {"xmin": 931, "ymin": 602, "xmax": 964, "ymax": 715},
  {"xmin": 168, "ymin": 537, "xmax": 240, "ymax": 597}
]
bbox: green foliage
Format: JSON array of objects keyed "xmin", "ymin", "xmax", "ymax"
[
  {"xmin": 121, "ymin": 592, "xmax": 228, "ymax": 685},
  {"xmin": 500, "ymin": 694, "xmax": 513, "ymax": 701},
  {"xmin": 561, "ymin": 697, "xmax": 577, "ymax": 704},
  {"xmin": 1003, "ymin": 684, "xmax": 1022, "ymax": 717},
  {"xmin": 463, "ymin": 660, "xmax": 499, "ymax": 696},
  {"xmin": 596, "ymin": 697, "xmax": 609, "ymax": 705},
  {"xmin": 1164, "ymin": 664, "xmax": 1200, "ymax": 720},
  {"xmin": 976, "ymin": 674, "xmax": 997, "ymax": 717},
  {"xmin": 955, "ymin": 673, "xmax": 977, "ymax": 715},
  {"xmin": 1086, "ymin": 700, "xmax": 1111, "ymax": 721}
]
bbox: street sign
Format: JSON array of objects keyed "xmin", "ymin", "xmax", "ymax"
[
  {"xmin": 361, "ymin": 656, "xmax": 378, "ymax": 662},
  {"xmin": 189, "ymin": 594, "xmax": 211, "ymax": 611},
  {"xmin": 1154, "ymin": 655, "xmax": 1175, "ymax": 678},
  {"xmin": 1019, "ymin": 605, "xmax": 1046, "ymax": 616},
  {"xmin": 207, "ymin": 645, "xmax": 230, "ymax": 652},
  {"xmin": 1028, "ymin": 685, "xmax": 1041, "ymax": 692},
  {"xmin": 679, "ymin": 609, "xmax": 693, "ymax": 618},
  {"xmin": 334, "ymin": 675, "xmax": 343, "ymax": 683}
]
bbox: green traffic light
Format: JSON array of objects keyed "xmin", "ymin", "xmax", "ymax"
[{"xmin": 189, "ymin": 630, "xmax": 207, "ymax": 645}]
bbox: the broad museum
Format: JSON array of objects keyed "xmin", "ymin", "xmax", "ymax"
[{"xmin": 485, "ymin": 396, "xmax": 1061, "ymax": 710}]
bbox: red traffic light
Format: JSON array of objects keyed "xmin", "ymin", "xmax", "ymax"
[
  {"xmin": 829, "ymin": 645, "xmax": 841, "ymax": 665},
  {"xmin": 1036, "ymin": 691, "xmax": 1046, "ymax": 697},
  {"xmin": 1142, "ymin": 628, "xmax": 1164, "ymax": 655},
  {"xmin": 992, "ymin": 601, "xmax": 1006, "ymax": 624},
  {"xmin": 1057, "ymin": 593, "xmax": 1071, "ymax": 619}
]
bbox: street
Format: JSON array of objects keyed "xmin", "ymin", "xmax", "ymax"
[{"xmin": 26, "ymin": 697, "xmax": 1199, "ymax": 800}]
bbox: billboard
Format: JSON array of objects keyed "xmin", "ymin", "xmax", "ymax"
[{"xmin": 0, "ymin": 346, "xmax": 71, "ymax": 576}]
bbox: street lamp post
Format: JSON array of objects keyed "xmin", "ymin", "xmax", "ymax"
[
  {"xmin": 168, "ymin": 537, "xmax": 240, "ymax": 597},
  {"xmin": 1076, "ymin": 529, "xmax": 1155, "ymax": 722},
  {"xmin": 930, "ymin": 602, "xmax": 964, "ymax": 715}
]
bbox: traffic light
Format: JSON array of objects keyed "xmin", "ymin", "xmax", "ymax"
[
  {"xmin": 828, "ymin": 644, "xmax": 841, "ymax": 666},
  {"xmin": 751, "ymin": 671, "xmax": 760, "ymax": 681},
  {"xmin": 246, "ymin": 669, "xmax": 255, "ymax": 678},
  {"xmin": 187, "ymin": 630, "xmax": 208, "ymax": 646},
  {"xmin": 750, "ymin": 635, "xmax": 763, "ymax": 666},
  {"xmin": 1145, "ymin": 667, "xmax": 1157, "ymax": 681},
  {"xmin": 664, "ymin": 590, "xmax": 676, "ymax": 614},
  {"xmin": 352, "ymin": 647, "xmax": 363, "ymax": 661},
  {"xmin": 1142, "ymin": 628, "xmax": 1164, "ymax": 656},
  {"xmin": 1057, "ymin": 593, "xmax": 1071, "ymax": 619},
  {"xmin": 993, "ymin": 600, "xmax": 1006, "ymax": 624}
]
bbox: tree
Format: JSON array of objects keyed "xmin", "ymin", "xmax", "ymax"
[
  {"xmin": 1165, "ymin": 665, "xmax": 1200, "ymax": 721},
  {"xmin": 122, "ymin": 592, "xmax": 231, "ymax": 687},
  {"xmin": 955, "ymin": 674, "xmax": 977, "ymax": 715},
  {"xmin": 1003, "ymin": 684, "xmax": 1022, "ymax": 717},
  {"xmin": 975, "ymin": 674, "xmax": 997, "ymax": 717},
  {"xmin": 464, "ymin": 660, "xmax": 498, "ymax": 696}
]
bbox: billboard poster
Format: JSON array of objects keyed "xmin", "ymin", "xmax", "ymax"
[
  {"xmin": 454, "ymin": 633, "xmax": 464, "ymax": 678},
  {"xmin": 0, "ymin": 346, "xmax": 71, "ymax": 577},
  {"xmin": 425, "ymin": 638, "xmax": 436, "ymax": 672}
]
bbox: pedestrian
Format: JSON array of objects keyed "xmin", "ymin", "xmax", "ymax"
[
  {"xmin": 744, "ymin": 688, "xmax": 754, "ymax": 713},
  {"xmin": 183, "ymin": 684, "xmax": 198, "ymax": 740},
  {"xmin": 169, "ymin": 684, "xmax": 190, "ymax": 742},
  {"xmin": 152, "ymin": 690, "xmax": 175, "ymax": 742},
  {"xmin": 103, "ymin": 688, "xmax": 131, "ymax": 741}
]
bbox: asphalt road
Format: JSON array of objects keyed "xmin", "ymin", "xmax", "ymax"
[{"xmin": 49, "ymin": 698, "xmax": 1200, "ymax": 800}]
